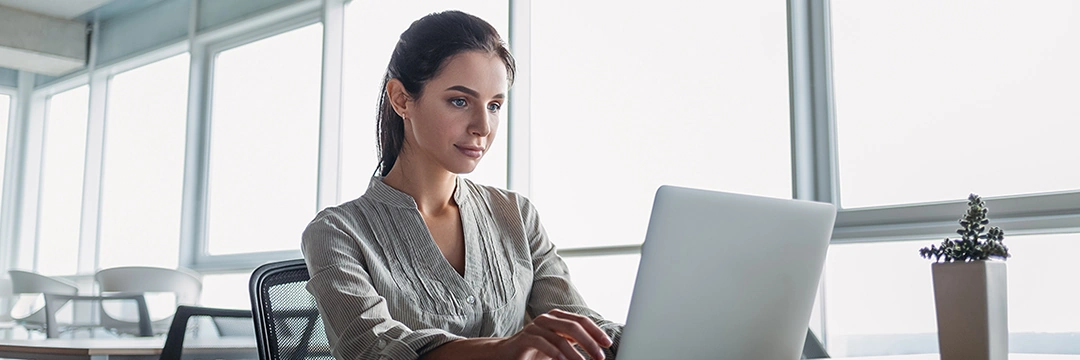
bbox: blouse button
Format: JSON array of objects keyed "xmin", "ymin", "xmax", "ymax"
[{"xmin": 466, "ymin": 295, "xmax": 476, "ymax": 304}]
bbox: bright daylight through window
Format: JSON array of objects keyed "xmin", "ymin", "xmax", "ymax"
[
  {"xmin": 832, "ymin": 0, "xmax": 1080, "ymax": 209},
  {"xmin": 207, "ymin": 24, "xmax": 323, "ymax": 255},
  {"xmin": 36, "ymin": 86, "xmax": 90, "ymax": 275},
  {"xmin": 97, "ymin": 54, "xmax": 189, "ymax": 269}
]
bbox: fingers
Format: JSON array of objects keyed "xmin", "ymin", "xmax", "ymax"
[
  {"xmin": 548, "ymin": 309, "xmax": 613, "ymax": 347},
  {"xmin": 522, "ymin": 326, "xmax": 585, "ymax": 360},
  {"xmin": 533, "ymin": 310, "xmax": 610, "ymax": 360}
]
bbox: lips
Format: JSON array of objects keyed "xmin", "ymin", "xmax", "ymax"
[{"xmin": 456, "ymin": 144, "xmax": 485, "ymax": 159}]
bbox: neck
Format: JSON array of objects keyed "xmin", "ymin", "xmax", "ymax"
[{"xmin": 382, "ymin": 155, "xmax": 458, "ymax": 215}]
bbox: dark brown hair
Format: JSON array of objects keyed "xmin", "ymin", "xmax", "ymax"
[{"xmin": 375, "ymin": 10, "xmax": 516, "ymax": 176}]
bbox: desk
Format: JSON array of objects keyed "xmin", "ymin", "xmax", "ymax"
[
  {"xmin": 837, "ymin": 354, "xmax": 1080, "ymax": 360},
  {"xmin": 0, "ymin": 337, "xmax": 256, "ymax": 360}
]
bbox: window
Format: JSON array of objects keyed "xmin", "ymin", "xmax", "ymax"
[
  {"xmin": 206, "ymin": 24, "xmax": 323, "ymax": 255},
  {"xmin": 831, "ymin": 0, "xmax": 1080, "ymax": 208},
  {"xmin": 530, "ymin": 0, "xmax": 792, "ymax": 250},
  {"xmin": 562, "ymin": 254, "xmax": 639, "ymax": 324},
  {"xmin": 341, "ymin": 0, "xmax": 510, "ymax": 200},
  {"xmin": 37, "ymin": 86, "xmax": 90, "ymax": 275},
  {"xmin": 98, "ymin": 54, "xmax": 190, "ymax": 269},
  {"xmin": 199, "ymin": 273, "xmax": 251, "ymax": 310},
  {"xmin": 1, "ymin": 94, "xmax": 9, "ymax": 189},
  {"xmin": 824, "ymin": 234, "xmax": 1080, "ymax": 357}
]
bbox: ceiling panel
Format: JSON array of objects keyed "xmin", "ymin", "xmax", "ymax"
[{"xmin": 0, "ymin": 0, "xmax": 113, "ymax": 19}]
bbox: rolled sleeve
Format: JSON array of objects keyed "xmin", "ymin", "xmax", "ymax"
[{"xmin": 302, "ymin": 211, "xmax": 464, "ymax": 360}]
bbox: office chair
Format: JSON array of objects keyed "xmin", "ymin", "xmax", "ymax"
[
  {"xmin": 160, "ymin": 305, "xmax": 256, "ymax": 360},
  {"xmin": 95, "ymin": 266, "xmax": 203, "ymax": 336},
  {"xmin": 8, "ymin": 270, "xmax": 79, "ymax": 333},
  {"xmin": 42, "ymin": 293, "xmax": 153, "ymax": 338},
  {"xmin": 249, "ymin": 259, "xmax": 330, "ymax": 360}
]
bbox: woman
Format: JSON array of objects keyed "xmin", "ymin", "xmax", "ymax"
[{"xmin": 302, "ymin": 10, "xmax": 622, "ymax": 360}]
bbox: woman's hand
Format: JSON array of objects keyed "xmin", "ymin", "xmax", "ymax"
[{"xmin": 495, "ymin": 309, "xmax": 613, "ymax": 360}]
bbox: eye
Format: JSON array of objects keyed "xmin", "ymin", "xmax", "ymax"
[
  {"xmin": 450, "ymin": 98, "xmax": 467, "ymax": 107},
  {"xmin": 487, "ymin": 102, "xmax": 502, "ymax": 112}
]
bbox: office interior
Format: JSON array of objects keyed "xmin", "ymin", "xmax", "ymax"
[{"xmin": 0, "ymin": 0, "xmax": 1078, "ymax": 358}]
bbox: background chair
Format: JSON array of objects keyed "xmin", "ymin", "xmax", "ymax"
[
  {"xmin": 95, "ymin": 266, "xmax": 203, "ymax": 336},
  {"xmin": 8, "ymin": 270, "xmax": 78, "ymax": 333},
  {"xmin": 249, "ymin": 259, "xmax": 330, "ymax": 360},
  {"xmin": 160, "ymin": 305, "xmax": 256, "ymax": 360},
  {"xmin": 0, "ymin": 276, "xmax": 16, "ymax": 337},
  {"xmin": 42, "ymin": 293, "xmax": 153, "ymax": 338}
]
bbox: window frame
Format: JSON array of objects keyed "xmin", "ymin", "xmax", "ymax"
[
  {"xmin": 184, "ymin": 9, "xmax": 324, "ymax": 272},
  {"xmin": 0, "ymin": 85, "xmax": 19, "ymax": 275}
]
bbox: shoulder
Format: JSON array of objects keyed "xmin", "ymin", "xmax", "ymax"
[
  {"xmin": 459, "ymin": 177, "xmax": 538, "ymax": 214},
  {"xmin": 301, "ymin": 198, "xmax": 380, "ymax": 249}
]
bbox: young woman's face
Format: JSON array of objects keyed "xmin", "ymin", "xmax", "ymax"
[{"xmin": 401, "ymin": 51, "xmax": 509, "ymax": 175}]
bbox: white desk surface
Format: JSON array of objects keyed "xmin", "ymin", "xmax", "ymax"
[
  {"xmin": 837, "ymin": 354, "xmax": 1080, "ymax": 360},
  {"xmin": 0, "ymin": 337, "xmax": 254, "ymax": 356}
]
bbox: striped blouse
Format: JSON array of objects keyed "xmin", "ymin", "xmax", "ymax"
[{"xmin": 301, "ymin": 176, "xmax": 623, "ymax": 360}]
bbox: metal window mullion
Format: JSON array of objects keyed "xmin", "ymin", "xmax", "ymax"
[
  {"xmin": 0, "ymin": 87, "xmax": 17, "ymax": 273},
  {"xmin": 788, "ymin": 0, "xmax": 837, "ymax": 350},
  {"xmin": 179, "ymin": 0, "xmax": 211, "ymax": 270},
  {"xmin": 316, "ymin": 0, "xmax": 345, "ymax": 210},
  {"xmin": 789, "ymin": 0, "xmax": 838, "ymax": 205},
  {"xmin": 507, "ymin": 0, "xmax": 531, "ymax": 196},
  {"xmin": 2, "ymin": 73, "xmax": 39, "ymax": 272},
  {"xmin": 78, "ymin": 18, "xmax": 107, "ymax": 276}
]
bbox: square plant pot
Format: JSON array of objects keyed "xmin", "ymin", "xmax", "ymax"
[{"xmin": 931, "ymin": 260, "xmax": 1008, "ymax": 360}]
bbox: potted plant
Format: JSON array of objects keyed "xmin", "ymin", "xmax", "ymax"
[{"xmin": 919, "ymin": 194, "xmax": 1011, "ymax": 360}]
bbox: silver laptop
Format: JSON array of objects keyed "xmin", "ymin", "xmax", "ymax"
[{"xmin": 618, "ymin": 185, "xmax": 836, "ymax": 360}]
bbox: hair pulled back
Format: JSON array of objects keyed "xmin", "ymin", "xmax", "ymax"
[{"xmin": 376, "ymin": 11, "xmax": 516, "ymax": 176}]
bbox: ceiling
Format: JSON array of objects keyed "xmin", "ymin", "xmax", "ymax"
[
  {"xmin": 0, "ymin": 0, "xmax": 163, "ymax": 22},
  {"xmin": 0, "ymin": 0, "xmax": 114, "ymax": 19}
]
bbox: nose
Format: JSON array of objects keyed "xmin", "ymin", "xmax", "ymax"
[{"xmin": 470, "ymin": 108, "xmax": 493, "ymax": 137}]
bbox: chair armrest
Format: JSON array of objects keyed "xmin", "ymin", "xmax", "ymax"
[
  {"xmin": 43, "ymin": 293, "xmax": 152, "ymax": 338},
  {"xmin": 161, "ymin": 305, "xmax": 253, "ymax": 360}
]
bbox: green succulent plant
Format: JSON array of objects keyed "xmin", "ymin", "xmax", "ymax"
[{"xmin": 919, "ymin": 194, "xmax": 1011, "ymax": 262}]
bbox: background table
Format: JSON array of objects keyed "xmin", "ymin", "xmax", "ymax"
[
  {"xmin": 0, "ymin": 337, "xmax": 256, "ymax": 360},
  {"xmin": 836, "ymin": 354, "xmax": 1080, "ymax": 360}
]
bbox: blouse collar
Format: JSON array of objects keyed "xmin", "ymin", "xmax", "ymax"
[{"xmin": 365, "ymin": 175, "xmax": 470, "ymax": 209}]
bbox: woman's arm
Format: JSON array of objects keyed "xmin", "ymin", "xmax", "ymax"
[
  {"xmin": 303, "ymin": 210, "xmax": 464, "ymax": 360},
  {"xmin": 422, "ymin": 310, "xmax": 612, "ymax": 360},
  {"xmin": 518, "ymin": 197, "xmax": 625, "ymax": 359}
]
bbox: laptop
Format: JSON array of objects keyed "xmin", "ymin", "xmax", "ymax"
[{"xmin": 618, "ymin": 185, "xmax": 837, "ymax": 360}]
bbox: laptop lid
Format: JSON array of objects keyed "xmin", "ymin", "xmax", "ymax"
[{"xmin": 618, "ymin": 185, "xmax": 836, "ymax": 360}]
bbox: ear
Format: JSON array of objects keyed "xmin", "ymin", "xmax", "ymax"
[{"xmin": 386, "ymin": 78, "xmax": 412, "ymax": 120}]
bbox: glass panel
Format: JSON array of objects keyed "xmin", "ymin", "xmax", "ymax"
[
  {"xmin": 531, "ymin": 0, "xmax": 792, "ymax": 248},
  {"xmin": 207, "ymin": 24, "xmax": 322, "ymax": 255},
  {"xmin": 0, "ymin": 94, "xmax": 9, "ymax": 188},
  {"xmin": 200, "ymin": 273, "xmax": 251, "ymax": 310},
  {"xmin": 561, "ymin": 254, "xmax": 639, "ymax": 324},
  {"xmin": 824, "ymin": 240, "xmax": 936, "ymax": 357},
  {"xmin": 831, "ymin": 0, "xmax": 1080, "ymax": 208},
  {"xmin": 341, "ymin": 1, "xmax": 510, "ymax": 201},
  {"xmin": 825, "ymin": 234, "xmax": 1080, "ymax": 357},
  {"xmin": 38, "ymin": 86, "xmax": 90, "ymax": 275},
  {"xmin": 98, "ymin": 54, "xmax": 189, "ymax": 269}
]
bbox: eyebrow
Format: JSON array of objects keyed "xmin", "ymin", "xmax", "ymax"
[{"xmin": 446, "ymin": 85, "xmax": 505, "ymax": 100}]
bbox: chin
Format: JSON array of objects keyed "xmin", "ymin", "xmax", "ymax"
[{"xmin": 447, "ymin": 161, "xmax": 480, "ymax": 175}]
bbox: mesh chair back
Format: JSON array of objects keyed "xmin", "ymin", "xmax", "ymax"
[{"xmin": 249, "ymin": 259, "xmax": 330, "ymax": 360}]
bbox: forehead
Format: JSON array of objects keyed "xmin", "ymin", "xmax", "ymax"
[{"xmin": 427, "ymin": 51, "xmax": 509, "ymax": 95}]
